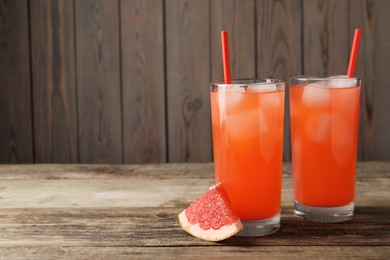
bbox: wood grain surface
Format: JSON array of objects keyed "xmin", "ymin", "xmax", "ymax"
[
  {"xmin": 30, "ymin": 0, "xmax": 78, "ymax": 163},
  {"xmin": 120, "ymin": 0, "xmax": 166, "ymax": 164},
  {"xmin": 0, "ymin": 162, "xmax": 388, "ymax": 208},
  {"xmin": 211, "ymin": 0, "xmax": 256, "ymax": 80},
  {"xmin": 0, "ymin": 163, "xmax": 389, "ymax": 258},
  {"xmin": 75, "ymin": 0, "xmax": 122, "ymax": 163},
  {"xmin": 352, "ymin": 0, "xmax": 390, "ymax": 161},
  {"xmin": 1, "ymin": 0, "xmax": 390, "ymax": 163},
  {"xmin": 166, "ymin": 0, "xmax": 212, "ymax": 162},
  {"xmin": 303, "ymin": 0, "xmax": 350, "ymax": 76},
  {"xmin": 0, "ymin": 246, "xmax": 387, "ymax": 259},
  {"xmin": 0, "ymin": 206, "xmax": 389, "ymax": 247},
  {"xmin": 0, "ymin": 0, "xmax": 33, "ymax": 163}
]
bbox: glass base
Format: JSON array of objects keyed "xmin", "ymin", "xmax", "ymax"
[
  {"xmin": 294, "ymin": 201, "xmax": 354, "ymax": 223},
  {"xmin": 236, "ymin": 213, "xmax": 280, "ymax": 237}
]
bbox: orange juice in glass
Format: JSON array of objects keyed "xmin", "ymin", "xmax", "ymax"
[
  {"xmin": 210, "ymin": 79, "xmax": 285, "ymax": 236},
  {"xmin": 289, "ymin": 76, "xmax": 361, "ymax": 222}
]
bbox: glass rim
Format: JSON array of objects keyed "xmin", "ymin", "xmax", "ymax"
[
  {"xmin": 289, "ymin": 75, "xmax": 361, "ymax": 81},
  {"xmin": 210, "ymin": 78, "xmax": 284, "ymax": 87}
]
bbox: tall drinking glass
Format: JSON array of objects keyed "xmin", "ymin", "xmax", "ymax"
[
  {"xmin": 289, "ymin": 76, "xmax": 361, "ymax": 222},
  {"xmin": 210, "ymin": 79, "xmax": 285, "ymax": 236}
]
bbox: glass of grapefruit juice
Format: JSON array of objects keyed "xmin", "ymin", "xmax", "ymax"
[
  {"xmin": 289, "ymin": 76, "xmax": 361, "ymax": 222},
  {"xmin": 210, "ymin": 79, "xmax": 285, "ymax": 236}
]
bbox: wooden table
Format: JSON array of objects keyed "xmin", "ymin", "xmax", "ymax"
[{"xmin": 0, "ymin": 163, "xmax": 389, "ymax": 259}]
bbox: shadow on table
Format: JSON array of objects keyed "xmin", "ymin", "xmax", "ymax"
[{"xmin": 220, "ymin": 206, "xmax": 390, "ymax": 246}]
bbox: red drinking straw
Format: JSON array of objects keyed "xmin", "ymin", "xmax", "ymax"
[
  {"xmin": 221, "ymin": 31, "xmax": 231, "ymax": 84},
  {"xmin": 347, "ymin": 29, "xmax": 362, "ymax": 77}
]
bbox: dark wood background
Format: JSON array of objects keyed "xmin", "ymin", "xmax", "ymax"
[{"xmin": 1, "ymin": 0, "xmax": 389, "ymax": 164}]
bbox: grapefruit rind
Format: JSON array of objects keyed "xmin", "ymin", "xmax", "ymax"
[{"xmin": 178, "ymin": 210, "xmax": 243, "ymax": 242}]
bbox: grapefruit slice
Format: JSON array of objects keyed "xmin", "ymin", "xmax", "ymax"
[{"xmin": 178, "ymin": 183, "xmax": 243, "ymax": 241}]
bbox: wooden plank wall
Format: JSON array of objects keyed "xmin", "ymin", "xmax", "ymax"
[
  {"xmin": 0, "ymin": 0, "xmax": 33, "ymax": 163},
  {"xmin": 0, "ymin": 0, "xmax": 389, "ymax": 163}
]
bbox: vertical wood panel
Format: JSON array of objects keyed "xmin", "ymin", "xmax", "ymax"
[
  {"xmin": 352, "ymin": 0, "xmax": 390, "ymax": 160},
  {"xmin": 0, "ymin": 0, "xmax": 33, "ymax": 163},
  {"xmin": 30, "ymin": 0, "xmax": 78, "ymax": 163},
  {"xmin": 166, "ymin": 0, "xmax": 212, "ymax": 162},
  {"xmin": 75, "ymin": 0, "xmax": 122, "ymax": 163},
  {"xmin": 1, "ymin": 0, "xmax": 389, "ymax": 163},
  {"xmin": 256, "ymin": 0, "xmax": 302, "ymax": 161},
  {"xmin": 120, "ymin": 0, "xmax": 166, "ymax": 163},
  {"xmin": 211, "ymin": 0, "xmax": 256, "ymax": 80},
  {"xmin": 303, "ymin": 0, "xmax": 350, "ymax": 75}
]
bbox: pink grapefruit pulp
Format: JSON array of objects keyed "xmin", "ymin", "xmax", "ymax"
[{"xmin": 178, "ymin": 183, "xmax": 243, "ymax": 241}]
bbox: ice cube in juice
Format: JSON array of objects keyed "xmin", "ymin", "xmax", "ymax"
[
  {"xmin": 290, "ymin": 82, "xmax": 360, "ymax": 207},
  {"xmin": 211, "ymin": 86, "xmax": 284, "ymax": 220}
]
